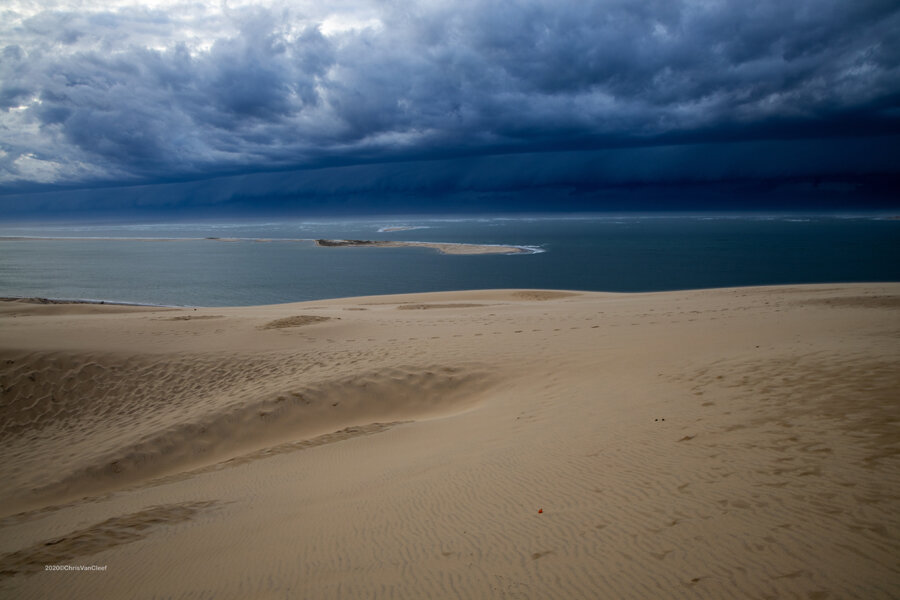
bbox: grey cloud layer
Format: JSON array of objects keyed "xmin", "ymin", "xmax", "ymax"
[{"xmin": 1, "ymin": 0, "xmax": 899, "ymax": 191}]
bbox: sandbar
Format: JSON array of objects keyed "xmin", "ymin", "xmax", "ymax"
[{"xmin": 314, "ymin": 238, "xmax": 531, "ymax": 254}]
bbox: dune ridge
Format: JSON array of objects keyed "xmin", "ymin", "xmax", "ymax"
[
  {"xmin": 1, "ymin": 284, "xmax": 898, "ymax": 599},
  {"xmin": 1, "ymin": 351, "xmax": 494, "ymax": 517}
]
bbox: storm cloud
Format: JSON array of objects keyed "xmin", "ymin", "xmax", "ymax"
[{"xmin": 1, "ymin": 0, "xmax": 898, "ymax": 212}]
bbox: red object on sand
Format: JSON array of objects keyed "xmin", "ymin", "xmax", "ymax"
[{"xmin": 538, "ymin": 508, "xmax": 543, "ymax": 513}]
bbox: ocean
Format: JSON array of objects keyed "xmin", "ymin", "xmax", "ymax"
[{"xmin": 1, "ymin": 215, "xmax": 898, "ymax": 306}]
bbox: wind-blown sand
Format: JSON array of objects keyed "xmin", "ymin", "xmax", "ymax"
[{"xmin": 1, "ymin": 284, "xmax": 898, "ymax": 599}]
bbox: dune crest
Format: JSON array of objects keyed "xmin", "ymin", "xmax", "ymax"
[{"xmin": 0, "ymin": 354, "xmax": 494, "ymax": 516}]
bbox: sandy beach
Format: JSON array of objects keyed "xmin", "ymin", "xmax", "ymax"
[{"xmin": 1, "ymin": 284, "xmax": 898, "ymax": 598}]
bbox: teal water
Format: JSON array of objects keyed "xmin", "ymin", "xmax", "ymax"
[{"xmin": 0, "ymin": 216, "xmax": 897, "ymax": 306}]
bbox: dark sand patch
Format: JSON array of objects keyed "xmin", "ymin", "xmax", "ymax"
[
  {"xmin": 512, "ymin": 291, "xmax": 579, "ymax": 301},
  {"xmin": 795, "ymin": 295, "xmax": 900, "ymax": 310},
  {"xmin": 165, "ymin": 315, "xmax": 224, "ymax": 321},
  {"xmin": 397, "ymin": 303, "xmax": 487, "ymax": 310},
  {"xmin": 260, "ymin": 316, "xmax": 332, "ymax": 330}
]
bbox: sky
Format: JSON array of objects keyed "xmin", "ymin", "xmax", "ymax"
[{"xmin": 1, "ymin": 0, "xmax": 899, "ymax": 218}]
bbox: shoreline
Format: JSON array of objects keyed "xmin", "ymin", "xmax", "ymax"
[{"xmin": 1, "ymin": 297, "xmax": 177, "ymax": 308}]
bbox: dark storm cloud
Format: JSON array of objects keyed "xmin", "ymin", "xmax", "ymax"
[
  {"xmin": 0, "ymin": 0, "xmax": 898, "ymax": 204},
  {"xmin": 4, "ymin": 135, "xmax": 898, "ymax": 219}
]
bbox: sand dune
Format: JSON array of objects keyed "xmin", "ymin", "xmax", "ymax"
[{"xmin": 1, "ymin": 284, "xmax": 898, "ymax": 599}]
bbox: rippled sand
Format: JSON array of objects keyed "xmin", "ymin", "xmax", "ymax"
[{"xmin": 1, "ymin": 284, "xmax": 898, "ymax": 599}]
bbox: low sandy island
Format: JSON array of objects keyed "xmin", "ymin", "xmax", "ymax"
[
  {"xmin": 315, "ymin": 238, "xmax": 530, "ymax": 254},
  {"xmin": 1, "ymin": 284, "xmax": 898, "ymax": 598}
]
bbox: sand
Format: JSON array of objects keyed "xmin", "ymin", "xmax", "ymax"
[
  {"xmin": 0, "ymin": 284, "xmax": 898, "ymax": 599},
  {"xmin": 314, "ymin": 238, "xmax": 530, "ymax": 254}
]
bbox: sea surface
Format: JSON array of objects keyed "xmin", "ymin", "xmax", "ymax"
[{"xmin": 1, "ymin": 215, "xmax": 898, "ymax": 306}]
